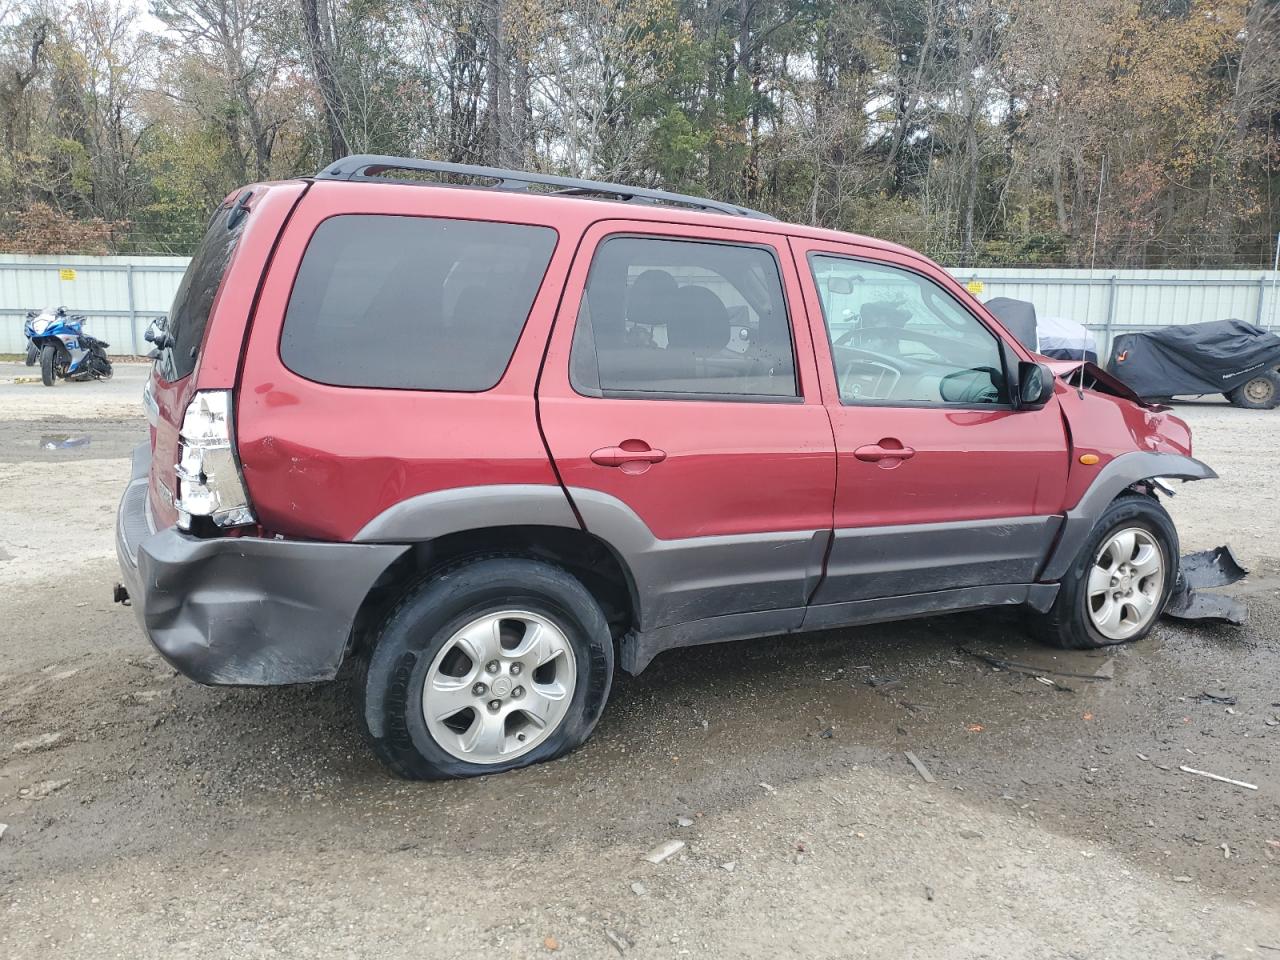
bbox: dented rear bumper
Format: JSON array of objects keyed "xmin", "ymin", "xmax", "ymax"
[{"xmin": 115, "ymin": 442, "xmax": 406, "ymax": 685}]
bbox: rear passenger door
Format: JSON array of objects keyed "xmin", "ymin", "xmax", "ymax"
[{"xmin": 537, "ymin": 220, "xmax": 836, "ymax": 633}]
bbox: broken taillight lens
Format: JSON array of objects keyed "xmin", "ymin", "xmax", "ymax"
[{"xmin": 175, "ymin": 390, "xmax": 255, "ymax": 530}]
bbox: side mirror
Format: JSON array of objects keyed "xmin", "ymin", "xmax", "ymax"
[
  {"xmin": 1017, "ymin": 361, "xmax": 1055, "ymax": 409},
  {"xmin": 827, "ymin": 276, "xmax": 854, "ymax": 295},
  {"xmin": 144, "ymin": 315, "xmax": 172, "ymax": 349}
]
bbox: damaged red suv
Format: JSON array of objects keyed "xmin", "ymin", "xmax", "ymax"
[{"xmin": 115, "ymin": 156, "xmax": 1214, "ymax": 779}]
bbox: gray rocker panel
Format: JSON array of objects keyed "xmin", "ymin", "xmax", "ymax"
[
  {"xmin": 812, "ymin": 515, "xmax": 1063, "ymax": 606},
  {"xmin": 1037, "ymin": 451, "xmax": 1216, "ymax": 581},
  {"xmin": 619, "ymin": 583, "xmax": 1060, "ymax": 674}
]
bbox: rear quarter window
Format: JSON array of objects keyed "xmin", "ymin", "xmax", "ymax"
[
  {"xmin": 280, "ymin": 215, "xmax": 557, "ymax": 391},
  {"xmin": 161, "ymin": 200, "xmax": 244, "ymax": 382}
]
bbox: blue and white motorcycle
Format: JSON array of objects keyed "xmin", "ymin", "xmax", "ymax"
[{"xmin": 23, "ymin": 306, "xmax": 113, "ymax": 387}]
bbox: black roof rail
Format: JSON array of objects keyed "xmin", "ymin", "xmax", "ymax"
[{"xmin": 314, "ymin": 155, "xmax": 776, "ymax": 221}]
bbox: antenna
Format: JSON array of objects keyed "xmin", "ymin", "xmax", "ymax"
[{"xmin": 1082, "ymin": 156, "xmax": 1108, "ymax": 397}]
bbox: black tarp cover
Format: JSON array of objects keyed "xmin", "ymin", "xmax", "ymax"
[
  {"xmin": 984, "ymin": 297, "xmax": 1038, "ymax": 351},
  {"xmin": 1108, "ymin": 319, "xmax": 1280, "ymax": 399}
]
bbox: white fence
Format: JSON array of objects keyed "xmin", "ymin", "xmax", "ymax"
[
  {"xmin": 0, "ymin": 254, "xmax": 189, "ymax": 355},
  {"xmin": 2, "ymin": 254, "xmax": 1277, "ymax": 358}
]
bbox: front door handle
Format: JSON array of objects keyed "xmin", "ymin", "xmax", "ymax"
[
  {"xmin": 854, "ymin": 440, "xmax": 916, "ymax": 462},
  {"xmin": 590, "ymin": 442, "xmax": 668, "ymax": 468}
]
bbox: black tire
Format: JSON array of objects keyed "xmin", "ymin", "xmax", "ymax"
[
  {"xmin": 1029, "ymin": 493, "xmax": 1178, "ymax": 649},
  {"xmin": 357, "ymin": 557, "xmax": 614, "ymax": 780},
  {"xmin": 1225, "ymin": 371, "xmax": 1280, "ymax": 410},
  {"xmin": 39, "ymin": 344, "xmax": 57, "ymax": 386},
  {"xmin": 24, "ymin": 342, "xmax": 37, "ymax": 366}
]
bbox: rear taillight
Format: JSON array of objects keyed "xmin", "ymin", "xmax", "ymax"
[{"xmin": 175, "ymin": 390, "xmax": 255, "ymax": 530}]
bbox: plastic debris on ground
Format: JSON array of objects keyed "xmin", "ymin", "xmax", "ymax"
[{"xmin": 1164, "ymin": 545, "xmax": 1248, "ymax": 626}]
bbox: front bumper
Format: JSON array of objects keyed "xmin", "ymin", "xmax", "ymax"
[{"xmin": 115, "ymin": 442, "xmax": 407, "ymax": 685}]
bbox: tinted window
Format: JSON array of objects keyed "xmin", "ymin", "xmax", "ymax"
[
  {"xmin": 281, "ymin": 215, "xmax": 556, "ymax": 391},
  {"xmin": 571, "ymin": 236, "xmax": 797, "ymax": 399},
  {"xmin": 810, "ymin": 256, "xmax": 1009, "ymax": 405},
  {"xmin": 161, "ymin": 200, "xmax": 243, "ymax": 382}
]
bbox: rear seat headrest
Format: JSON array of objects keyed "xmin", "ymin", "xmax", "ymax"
[{"xmin": 668, "ymin": 285, "xmax": 729, "ymax": 352}]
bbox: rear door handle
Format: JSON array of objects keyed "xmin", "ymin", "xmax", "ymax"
[
  {"xmin": 590, "ymin": 443, "xmax": 667, "ymax": 467},
  {"xmin": 854, "ymin": 441, "xmax": 915, "ymax": 462}
]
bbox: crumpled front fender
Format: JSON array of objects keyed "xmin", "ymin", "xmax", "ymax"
[{"xmin": 1038, "ymin": 450, "xmax": 1216, "ymax": 581}]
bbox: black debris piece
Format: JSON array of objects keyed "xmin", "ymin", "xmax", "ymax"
[{"xmin": 1165, "ymin": 546, "xmax": 1249, "ymax": 626}]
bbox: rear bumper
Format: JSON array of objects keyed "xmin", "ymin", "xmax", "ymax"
[{"xmin": 115, "ymin": 442, "xmax": 407, "ymax": 685}]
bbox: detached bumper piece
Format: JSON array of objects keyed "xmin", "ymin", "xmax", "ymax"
[
  {"xmin": 116, "ymin": 442, "xmax": 406, "ymax": 685},
  {"xmin": 1164, "ymin": 545, "xmax": 1248, "ymax": 626}
]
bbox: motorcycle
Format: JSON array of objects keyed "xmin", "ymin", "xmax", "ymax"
[{"xmin": 23, "ymin": 306, "xmax": 113, "ymax": 387}]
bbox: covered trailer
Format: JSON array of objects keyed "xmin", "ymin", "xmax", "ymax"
[{"xmin": 1108, "ymin": 319, "xmax": 1280, "ymax": 410}]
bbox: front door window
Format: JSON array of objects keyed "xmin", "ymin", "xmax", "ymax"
[{"xmin": 809, "ymin": 255, "xmax": 1009, "ymax": 407}]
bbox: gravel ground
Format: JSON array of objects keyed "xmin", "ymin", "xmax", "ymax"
[{"xmin": 0, "ymin": 362, "xmax": 1277, "ymax": 959}]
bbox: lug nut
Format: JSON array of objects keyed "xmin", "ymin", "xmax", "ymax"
[
  {"xmin": 488, "ymin": 699, "xmax": 501, "ymax": 713},
  {"xmin": 512, "ymin": 685, "xmax": 524, "ymax": 698},
  {"xmin": 485, "ymin": 660, "xmax": 500, "ymax": 674},
  {"xmin": 510, "ymin": 663, "xmax": 522, "ymax": 676},
  {"xmin": 472, "ymin": 682, "xmax": 487, "ymax": 696}
]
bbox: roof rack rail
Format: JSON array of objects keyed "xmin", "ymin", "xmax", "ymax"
[{"xmin": 314, "ymin": 155, "xmax": 776, "ymax": 221}]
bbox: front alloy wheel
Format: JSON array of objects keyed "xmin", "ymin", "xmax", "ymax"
[
  {"xmin": 1086, "ymin": 527, "xmax": 1165, "ymax": 640},
  {"xmin": 1029, "ymin": 493, "xmax": 1178, "ymax": 649}
]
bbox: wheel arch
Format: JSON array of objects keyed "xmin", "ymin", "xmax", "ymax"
[
  {"xmin": 1038, "ymin": 451, "xmax": 1213, "ymax": 581},
  {"xmin": 348, "ymin": 523, "xmax": 640, "ymax": 662}
]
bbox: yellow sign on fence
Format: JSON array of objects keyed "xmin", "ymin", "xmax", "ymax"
[
  {"xmin": 965, "ymin": 279, "xmax": 985, "ymax": 295},
  {"xmin": 58, "ymin": 268, "xmax": 77, "ymax": 281}
]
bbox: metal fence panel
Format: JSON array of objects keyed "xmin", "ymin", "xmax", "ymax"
[
  {"xmin": 2, "ymin": 255, "xmax": 1276, "ymax": 359},
  {"xmin": 0, "ymin": 255, "xmax": 189, "ymax": 355}
]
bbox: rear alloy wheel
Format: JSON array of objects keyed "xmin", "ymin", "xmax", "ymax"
[
  {"xmin": 1029, "ymin": 493, "xmax": 1178, "ymax": 649},
  {"xmin": 423, "ymin": 609, "xmax": 577, "ymax": 764},
  {"xmin": 1225, "ymin": 371, "xmax": 1280, "ymax": 410},
  {"xmin": 357, "ymin": 557, "xmax": 614, "ymax": 779}
]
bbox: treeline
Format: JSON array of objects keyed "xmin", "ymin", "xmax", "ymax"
[{"xmin": 0, "ymin": 0, "xmax": 1277, "ymax": 265}]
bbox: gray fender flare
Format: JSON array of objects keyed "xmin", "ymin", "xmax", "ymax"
[
  {"xmin": 352, "ymin": 483, "xmax": 645, "ymax": 621},
  {"xmin": 1038, "ymin": 451, "xmax": 1216, "ymax": 581},
  {"xmin": 353, "ymin": 484, "xmax": 580, "ymax": 542},
  {"xmin": 354, "ymin": 484, "xmax": 826, "ymax": 641}
]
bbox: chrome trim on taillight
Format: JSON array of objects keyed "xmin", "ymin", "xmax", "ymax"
[{"xmin": 174, "ymin": 390, "xmax": 256, "ymax": 529}]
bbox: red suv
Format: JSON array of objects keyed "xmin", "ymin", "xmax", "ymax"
[{"xmin": 115, "ymin": 156, "xmax": 1214, "ymax": 779}]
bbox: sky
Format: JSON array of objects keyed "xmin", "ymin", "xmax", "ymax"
[{"xmin": 126, "ymin": 0, "xmax": 171, "ymax": 35}]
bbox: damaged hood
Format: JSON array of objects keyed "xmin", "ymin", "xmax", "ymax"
[{"xmin": 1043, "ymin": 359, "xmax": 1165, "ymax": 409}]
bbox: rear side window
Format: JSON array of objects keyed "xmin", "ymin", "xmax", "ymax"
[
  {"xmin": 570, "ymin": 236, "xmax": 797, "ymax": 400},
  {"xmin": 281, "ymin": 215, "xmax": 556, "ymax": 391},
  {"xmin": 162, "ymin": 200, "xmax": 244, "ymax": 382}
]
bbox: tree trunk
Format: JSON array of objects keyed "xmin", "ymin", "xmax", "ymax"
[
  {"xmin": 485, "ymin": 0, "xmax": 511, "ymax": 166},
  {"xmin": 300, "ymin": 0, "xmax": 348, "ymax": 163}
]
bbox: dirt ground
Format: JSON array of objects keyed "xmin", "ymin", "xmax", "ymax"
[{"xmin": 1, "ymin": 360, "xmax": 1277, "ymax": 959}]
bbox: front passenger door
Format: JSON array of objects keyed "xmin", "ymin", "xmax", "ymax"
[{"xmin": 791, "ymin": 240, "xmax": 1070, "ymax": 607}]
